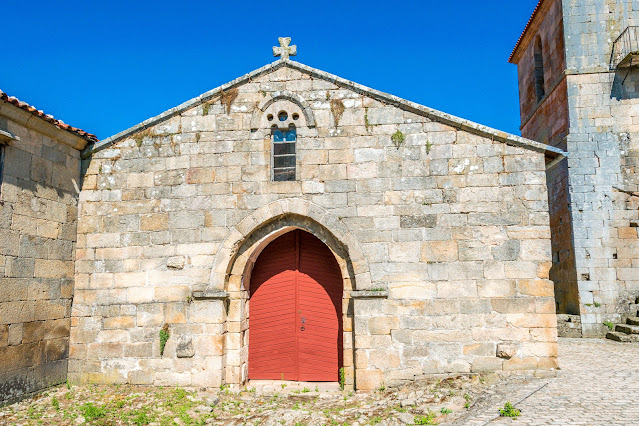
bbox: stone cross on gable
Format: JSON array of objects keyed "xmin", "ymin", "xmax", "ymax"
[{"xmin": 273, "ymin": 37, "xmax": 297, "ymax": 60}]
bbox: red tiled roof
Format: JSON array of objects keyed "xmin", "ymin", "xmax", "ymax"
[
  {"xmin": 0, "ymin": 90, "xmax": 98, "ymax": 142},
  {"xmin": 509, "ymin": 0, "xmax": 545, "ymax": 63}
]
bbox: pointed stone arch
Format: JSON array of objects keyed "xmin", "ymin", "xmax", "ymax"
[
  {"xmin": 250, "ymin": 91, "xmax": 316, "ymax": 130},
  {"xmin": 207, "ymin": 198, "xmax": 371, "ymax": 293},
  {"xmin": 208, "ymin": 198, "xmax": 369, "ymax": 389}
]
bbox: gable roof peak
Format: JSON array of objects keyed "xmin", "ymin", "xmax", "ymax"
[{"xmin": 90, "ymin": 58, "xmax": 564, "ymax": 160}]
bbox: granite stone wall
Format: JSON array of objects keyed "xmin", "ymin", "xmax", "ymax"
[
  {"xmin": 0, "ymin": 106, "xmax": 86, "ymax": 404},
  {"xmin": 69, "ymin": 62, "xmax": 559, "ymax": 390},
  {"xmin": 513, "ymin": 0, "xmax": 639, "ymax": 335},
  {"xmin": 513, "ymin": 0, "xmax": 579, "ymax": 316},
  {"xmin": 562, "ymin": 0, "xmax": 639, "ymax": 335}
]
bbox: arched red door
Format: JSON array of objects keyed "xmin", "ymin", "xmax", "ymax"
[{"xmin": 249, "ymin": 230, "xmax": 343, "ymax": 381}]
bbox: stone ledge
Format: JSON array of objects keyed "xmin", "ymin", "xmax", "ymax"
[
  {"xmin": 192, "ymin": 290, "xmax": 228, "ymax": 300},
  {"xmin": 350, "ymin": 290, "xmax": 389, "ymax": 299}
]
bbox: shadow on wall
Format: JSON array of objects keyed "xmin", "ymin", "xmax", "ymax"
[{"xmin": 611, "ymin": 68, "xmax": 639, "ymax": 100}]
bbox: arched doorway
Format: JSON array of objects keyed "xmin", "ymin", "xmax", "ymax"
[{"xmin": 248, "ymin": 229, "xmax": 343, "ymax": 381}]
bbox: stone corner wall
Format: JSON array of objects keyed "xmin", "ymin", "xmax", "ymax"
[
  {"xmin": 561, "ymin": 1, "xmax": 639, "ymax": 336},
  {"xmin": 0, "ymin": 112, "xmax": 83, "ymax": 404}
]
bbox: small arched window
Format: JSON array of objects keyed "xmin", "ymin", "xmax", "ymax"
[
  {"xmin": 271, "ymin": 123, "xmax": 297, "ymax": 181},
  {"xmin": 262, "ymin": 101, "xmax": 304, "ymax": 181},
  {"xmin": 534, "ymin": 36, "xmax": 546, "ymax": 103}
]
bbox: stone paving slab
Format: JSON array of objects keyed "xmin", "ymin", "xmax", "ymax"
[{"xmin": 453, "ymin": 337, "xmax": 639, "ymax": 425}]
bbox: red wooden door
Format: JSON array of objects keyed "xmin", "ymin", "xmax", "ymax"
[{"xmin": 249, "ymin": 230, "xmax": 343, "ymax": 381}]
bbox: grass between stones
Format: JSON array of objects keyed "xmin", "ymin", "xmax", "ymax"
[{"xmin": 0, "ymin": 374, "xmax": 495, "ymax": 425}]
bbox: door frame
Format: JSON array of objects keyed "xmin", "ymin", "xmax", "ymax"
[{"xmin": 221, "ymin": 217, "xmax": 356, "ymax": 390}]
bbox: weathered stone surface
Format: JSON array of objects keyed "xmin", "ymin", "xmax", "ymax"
[
  {"xmin": 167, "ymin": 256, "xmax": 186, "ymax": 270},
  {"xmin": 496, "ymin": 343, "xmax": 518, "ymax": 359},
  {"xmin": 66, "ymin": 59, "xmax": 557, "ymax": 392},
  {"xmin": 0, "ymin": 100, "xmax": 85, "ymax": 404},
  {"xmin": 176, "ymin": 335, "xmax": 195, "ymax": 358}
]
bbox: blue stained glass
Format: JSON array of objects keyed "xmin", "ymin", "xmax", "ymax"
[
  {"xmin": 285, "ymin": 128, "xmax": 296, "ymax": 141},
  {"xmin": 273, "ymin": 130, "xmax": 284, "ymax": 142}
]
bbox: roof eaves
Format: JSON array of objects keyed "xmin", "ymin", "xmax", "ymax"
[
  {"xmin": 285, "ymin": 60, "xmax": 565, "ymax": 158},
  {"xmin": 90, "ymin": 60, "xmax": 287, "ymax": 156},
  {"xmin": 509, "ymin": 0, "xmax": 545, "ymax": 63},
  {"xmin": 0, "ymin": 90, "xmax": 98, "ymax": 144}
]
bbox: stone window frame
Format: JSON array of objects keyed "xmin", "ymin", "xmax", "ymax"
[
  {"xmin": 270, "ymin": 121, "xmax": 298, "ymax": 182},
  {"xmin": 263, "ymin": 101, "xmax": 304, "ymax": 182}
]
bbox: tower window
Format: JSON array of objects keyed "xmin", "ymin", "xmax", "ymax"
[
  {"xmin": 534, "ymin": 36, "xmax": 546, "ymax": 103},
  {"xmin": 272, "ymin": 125, "xmax": 296, "ymax": 181}
]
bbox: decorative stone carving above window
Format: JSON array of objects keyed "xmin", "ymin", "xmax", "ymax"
[
  {"xmin": 262, "ymin": 100, "xmax": 305, "ymax": 131},
  {"xmin": 250, "ymin": 91, "xmax": 315, "ymax": 131}
]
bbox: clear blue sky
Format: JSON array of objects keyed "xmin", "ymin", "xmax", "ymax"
[{"xmin": 2, "ymin": 1, "xmax": 539, "ymax": 140}]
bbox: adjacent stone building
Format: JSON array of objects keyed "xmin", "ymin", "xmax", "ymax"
[
  {"xmin": 510, "ymin": 0, "xmax": 639, "ymax": 337},
  {"xmin": 67, "ymin": 44, "xmax": 564, "ymax": 391},
  {"xmin": 0, "ymin": 91, "xmax": 97, "ymax": 404}
]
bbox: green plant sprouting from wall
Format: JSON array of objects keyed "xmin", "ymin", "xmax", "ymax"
[
  {"xmin": 159, "ymin": 323, "xmax": 170, "ymax": 356},
  {"xmin": 603, "ymin": 321, "xmax": 615, "ymax": 331},
  {"xmin": 339, "ymin": 367, "xmax": 345, "ymax": 391},
  {"xmin": 330, "ymin": 99, "xmax": 345, "ymax": 128},
  {"xmin": 425, "ymin": 140, "xmax": 433, "ymax": 154},
  {"xmin": 364, "ymin": 108, "xmax": 371, "ymax": 132},
  {"xmin": 391, "ymin": 129, "xmax": 405, "ymax": 148}
]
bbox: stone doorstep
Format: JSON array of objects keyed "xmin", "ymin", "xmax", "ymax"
[
  {"xmin": 246, "ymin": 380, "xmax": 341, "ymax": 394},
  {"xmin": 615, "ymin": 324, "xmax": 639, "ymax": 335},
  {"xmin": 606, "ymin": 331, "xmax": 639, "ymax": 342},
  {"xmin": 626, "ymin": 317, "xmax": 639, "ymax": 326}
]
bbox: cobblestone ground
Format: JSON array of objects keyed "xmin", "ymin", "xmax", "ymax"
[
  {"xmin": 1, "ymin": 338, "xmax": 637, "ymax": 425},
  {"xmin": 454, "ymin": 337, "xmax": 639, "ymax": 425}
]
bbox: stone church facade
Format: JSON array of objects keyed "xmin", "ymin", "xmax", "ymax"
[
  {"xmin": 65, "ymin": 55, "xmax": 563, "ymax": 391},
  {"xmin": 510, "ymin": 0, "xmax": 639, "ymax": 337}
]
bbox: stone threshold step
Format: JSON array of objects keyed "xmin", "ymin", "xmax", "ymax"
[
  {"xmin": 606, "ymin": 331, "xmax": 639, "ymax": 342},
  {"xmin": 626, "ymin": 317, "xmax": 639, "ymax": 326},
  {"xmin": 615, "ymin": 324, "xmax": 639, "ymax": 334}
]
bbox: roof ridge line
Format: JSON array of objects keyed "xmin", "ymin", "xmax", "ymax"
[{"xmin": 88, "ymin": 58, "xmax": 565, "ymax": 159}]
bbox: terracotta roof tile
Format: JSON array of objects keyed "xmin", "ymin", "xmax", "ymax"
[
  {"xmin": 0, "ymin": 90, "xmax": 98, "ymax": 142},
  {"xmin": 509, "ymin": 0, "xmax": 545, "ymax": 63}
]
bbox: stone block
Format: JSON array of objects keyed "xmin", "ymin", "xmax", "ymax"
[
  {"xmin": 103, "ymin": 316, "xmax": 135, "ymax": 329},
  {"xmin": 140, "ymin": 214, "xmax": 168, "ymax": 231},
  {"xmin": 491, "ymin": 240, "xmax": 520, "ymax": 261},
  {"xmin": 437, "ymin": 281, "xmax": 477, "ymax": 298},
  {"xmin": 368, "ymin": 317, "xmax": 399, "ymax": 335},
  {"xmin": 496, "ymin": 343, "xmax": 518, "ymax": 359},
  {"xmin": 189, "ymin": 301, "xmax": 224, "ymax": 324},
  {"xmin": 518, "ymin": 280, "xmax": 554, "ymax": 297},
  {"xmin": 471, "ymin": 357, "xmax": 503, "ymax": 372},
  {"xmin": 136, "ymin": 304, "xmax": 164, "ymax": 327},
  {"xmin": 176, "ymin": 335, "xmax": 195, "ymax": 358},
  {"xmin": 477, "ymin": 280, "xmax": 516, "ymax": 298},
  {"xmin": 154, "ymin": 286, "xmax": 189, "ymax": 302},
  {"xmin": 400, "ymin": 215, "xmax": 437, "ymax": 228},
  {"xmin": 356, "ymin": 369, "xmax": 383, "ymax": 390},
  {"xmin": 421, "ymin": 241, "xmax": 458, "ymax": 262},
  {"xmin": 463, "ymin": 343, "xmax": 495, "ymax": 356}
]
